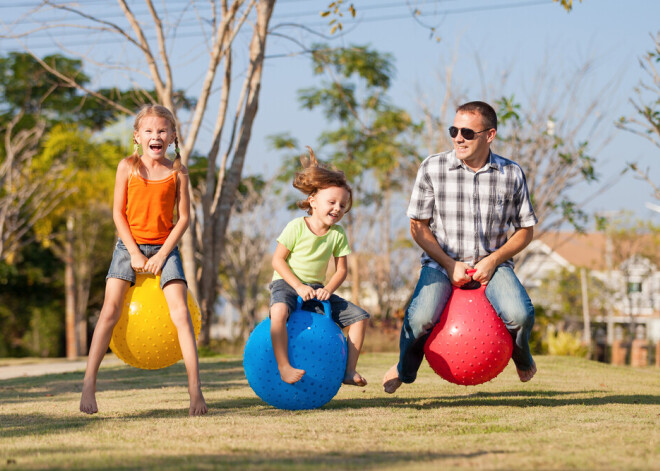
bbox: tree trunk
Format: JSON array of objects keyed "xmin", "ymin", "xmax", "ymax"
[
  {"xmin": 197, "ymin": 0, "xmax": 275, "ymax": 345},
  {"xmin": 580, "ymin": 267, "xmax": 591, "ymax": 352},
  {"xmin": 64, "ymin": 215, "xmax": 77, "ymax": 359}
]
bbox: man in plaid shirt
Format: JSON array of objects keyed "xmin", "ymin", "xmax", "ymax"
[{"xmin": 383, "ymin": 101, "xmax": 538, "ymax": 394}]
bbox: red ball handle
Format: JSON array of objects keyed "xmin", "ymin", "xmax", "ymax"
[{"xmin": 466, "ymin": 268, "xmax": 477, "ymax": 276}]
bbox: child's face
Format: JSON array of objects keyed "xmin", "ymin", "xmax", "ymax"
[
  {"xmin": 134, "ymin": 115, "xmax": 175, "ymax": 160},
  {"xmin": 309, "ymin": 186, "xmax": 350, "ymax": 227}
]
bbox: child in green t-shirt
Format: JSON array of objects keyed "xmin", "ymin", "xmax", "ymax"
[{"xmin": 270, "ymin": 147, "xmax": 370, "ymax": 386}]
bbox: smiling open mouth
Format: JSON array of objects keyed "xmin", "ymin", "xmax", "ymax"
[{"xmin": 150, "ymin": 143, "xmax": 163, "ymax": 151}]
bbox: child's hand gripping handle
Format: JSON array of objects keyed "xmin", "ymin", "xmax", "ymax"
[{"xmin": 296, "ymin": 296, "xmax": 332, "ymax": 317}]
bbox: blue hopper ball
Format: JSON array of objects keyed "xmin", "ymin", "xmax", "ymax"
[{"xmin": 243, "ymin": 297, "xmax": 347, "ymax": 410}]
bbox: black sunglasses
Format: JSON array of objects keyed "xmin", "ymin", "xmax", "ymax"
[{"xmin": 448, "ymin": 126, "xmax": 491, "ymax": 140}]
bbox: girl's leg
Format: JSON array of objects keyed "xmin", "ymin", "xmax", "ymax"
[
  {"xmin": 161, "ymin": 280, "xmax": 207, "ymax": 416},
  {"xmin": 80, "ymin": 278, "xmax": 130, "ymax": 414},
  {"xmin": 270, "ymin": 302, "xmax": 305, "ymax": 384},
  {"xmin": 344, "ymin": 318, "xmax": 368, "ymax": 386}
]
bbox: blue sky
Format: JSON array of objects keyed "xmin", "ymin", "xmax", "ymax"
[
  {"xmin": 2, "ymin": 0, "xmax": 659, "ymax": 224},
  {"xmin": 253, "ymin": 0, "xmax": 660, "ymax": 223}
]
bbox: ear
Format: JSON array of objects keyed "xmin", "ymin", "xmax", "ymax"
[{"xmin": 486, "ymin": 128, "xmax": 497, "ymax": 144}]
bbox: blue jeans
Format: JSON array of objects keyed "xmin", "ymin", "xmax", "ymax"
[{"xmin": 397, "ymin": 265, "xmax": 535, "ymax": 383}]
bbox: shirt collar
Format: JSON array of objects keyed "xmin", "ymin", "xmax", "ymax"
[{"xmin": 448, "ymin": 150, "xmax": 500, "ymax": 172}]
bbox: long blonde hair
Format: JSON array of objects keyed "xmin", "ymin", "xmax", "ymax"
[
  {"xmin": 293, "ymin": 146, "xmax": 353, "ymax": 215},
  {"xmin": 128, "ymin": 105, "xmax": 182, "ymax": 176}
]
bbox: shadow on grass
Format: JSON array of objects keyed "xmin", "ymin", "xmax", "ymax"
[
  {"xmin": 1, "ymin": 446, "xmax": 509, "ymax": 470},
  {"xmin": 0, "ymin": 358, "xmax": 247, "ymax": 404},
  {"xmin": 325, "ymin": 390, "xmax": 660, "ymax": 410}
]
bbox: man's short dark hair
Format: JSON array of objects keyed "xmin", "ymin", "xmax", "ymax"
[{"xmin": 457, "ymin": 101, "xmax": 498, "ymax": 130}]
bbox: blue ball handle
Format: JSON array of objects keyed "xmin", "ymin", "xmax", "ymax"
[{"xmin": 296, "ymin": 296, "xmax": 332, "ymax": 317}]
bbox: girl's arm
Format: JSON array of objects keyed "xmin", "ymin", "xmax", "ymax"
[
  {"xmin": 272, "ymin": 243, "xmax": 316, "ymax": 301},
  {"xmin": 144, "ymin": 168, "xmax": 191, "ymax": 275},
  {"xmin": 315, "ymin": 255, "xmax": 347, "ymax": 301},
  {"xmin": 113, "ymin": 159, "xmax": 148, "ymax": 271}
]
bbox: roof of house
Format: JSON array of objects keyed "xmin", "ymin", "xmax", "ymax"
[
  {"xmin": 535, "ymin": 231, "xmax": 657, "ymax": 271},
  {"xmin": 536, "ymin": 232, "xmax": 609, "ymax": 271}
]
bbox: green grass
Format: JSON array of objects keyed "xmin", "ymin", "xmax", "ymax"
[{"xmin": 1, "ymin": 354, "xmax": 659, "ymax": 470}]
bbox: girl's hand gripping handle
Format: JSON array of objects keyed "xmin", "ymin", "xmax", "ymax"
[{"xmin": 296, "ymin": 296, "xmax": 332, "ymax": 317}]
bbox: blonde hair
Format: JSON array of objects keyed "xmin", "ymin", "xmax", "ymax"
[
  {"xmin": 129, "ymin": 105, "xmax": 182, "ymax": 176},
  {"xmin": 293, "ymin": 146, "xmax": 353, "ymax": 215}
]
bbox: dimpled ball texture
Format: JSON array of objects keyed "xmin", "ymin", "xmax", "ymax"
[
  {"xmin": 424, "ymin": 285, "xmax": 513, "ymax": 386},
  {"xmin": 243, "ymin": 299, "xmax": 347, "ymax": 410},
  {"xmin": 109, "ymin": 273, "xmax": 202, "ymax": 370}
]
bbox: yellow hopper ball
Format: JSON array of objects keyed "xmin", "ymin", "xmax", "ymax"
[{"xmin": 109, "ymin": 273, "xmax": 202, "ymax": 370}]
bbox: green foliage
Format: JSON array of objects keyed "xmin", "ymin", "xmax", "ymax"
[
  {"xmin": 494, "ymin": 94, "xmax": 598, "ymax": 232},
  {"xmin": 0, "ymin": 243, "xmax": 63, "ymax": 357},
  {"xmin": 320, "ymin": 1, "xmax": 356, "ymax": 35},
  {"xmin": 537, "ymin": 267, "xmax": 611, "ymax": 321},
  {"xmin": 546, "ymin": 329, "xmax": 589, "ymax": 357},
  {"xmin": 553, "ymin": 0, "xmax": 582, "ymax": 12}
]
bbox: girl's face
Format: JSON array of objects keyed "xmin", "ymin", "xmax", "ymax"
[
  {"xmin": 309, "ymin": 186, "xmax": 351, "ymax": 228},
  {"xmin": 134, "ymin": 115, "xmax": 176, "ymax": 160}
]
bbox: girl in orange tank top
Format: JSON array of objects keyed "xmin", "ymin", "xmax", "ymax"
[{"xmin": 80, "ymin": 105, "xmax": 207, "ymax": 417}]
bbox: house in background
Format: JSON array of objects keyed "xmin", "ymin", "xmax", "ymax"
[{"xmin": 517, "ymin": 232, "xmax": 660, "ymax": 342}]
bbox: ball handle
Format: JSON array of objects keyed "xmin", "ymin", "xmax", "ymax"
[
  {"xmin": 461, "ymin": 268, "xmax": 482, "ymax": 291},
  {"xmin": 296, "ymin": 296, "xmax": 332, "ymax": 317}
]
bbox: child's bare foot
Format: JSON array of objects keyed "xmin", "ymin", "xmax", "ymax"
[
  {"xmin": 343, "ymin": 371, "xmax": 367, "ymax": 387},
  {"xmin": 79, "ymin": 381, "xmax": 98, "ymax": 414},
  {"xmin": 279, "ymin": 364, "xmax": 305, "ymax": 384},
  {"xmin": 189, "ymin": 387, "xmax": 208, "ymax": 416},
  {"xmin": 517, "ymin": 361, "xmax": 537, "ymax": 382},
  {"xmin": 382, "ymin": 363, "xmax": 403, "ymax": 394}
]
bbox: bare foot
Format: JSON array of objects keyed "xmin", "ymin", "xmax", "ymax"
[
  {"xmin": 79, "ymin": 381, "xmax": 98, "ymax": 414},
  {"xmin": 278, "ymin": 364, "xmax": 305, "ymax": 384},
  {"xmin": 343, "ymin": 371, "xmax": 368, "ymax": 387},
  {"xmin": 189, "ymin": 387, "xmax": 208, "ymax": 416},
  {"xmin": 517, "ymin": 361, "xmax": 537, "ymax": 382},
  {"xmin": 382, "ymin": 363, "xmax": 403, "ymax": 394}
]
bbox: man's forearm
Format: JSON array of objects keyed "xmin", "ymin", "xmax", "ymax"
[{"xmin": 488, "ymin": 226, "xmax": 534, "ymax": 266}]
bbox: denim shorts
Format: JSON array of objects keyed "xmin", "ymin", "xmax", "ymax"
[
  {"xmin": 106, "ymin": 239, "xmax": 187, "ymax": 289},
  {"xmin": 269, "ymin": 279, "xmax": 370, "ymax": 329}
]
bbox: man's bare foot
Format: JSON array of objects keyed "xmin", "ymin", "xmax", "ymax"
[
  {"xmin": 278, "ymin": 364, "xmax": 305, "ymax": 384},
  {"xmin": 517, "ymin": 361, "xmax": 537, "ymax": 382},
  {"xmin": 382, "ymin": 363, "xmax": 403, "ymax": 394},
  {"xmin": 343, "ymin": 371, "xmax": 367, "ymax": 387},
  {"xmin": 79, "ymin": 381, "xmax": 98, "ymax": 414},
  {"xmin": 189, "ymin": 387, "xmax": 208, "ymax": 416}
]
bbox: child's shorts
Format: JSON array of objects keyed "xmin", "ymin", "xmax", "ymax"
[
  {"xmin": 269, "ymin": 279, "xmax": 370, "ymax": 329},
  {"xmin": 106, "ymin": 238, "xmax": 186, "ymax": 289}
]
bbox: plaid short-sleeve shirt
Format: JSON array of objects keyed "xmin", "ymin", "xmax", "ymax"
[{"xmin": 407, "ymin": 150, "xmax": 537, "ymax": 273}]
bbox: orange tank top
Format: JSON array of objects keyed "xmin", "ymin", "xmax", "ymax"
[{"xmin": 126, "ymin": 172, "xmax": 177, "ymax": 245}]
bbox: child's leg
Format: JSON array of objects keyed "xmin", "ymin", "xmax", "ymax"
[
  {"xmin": 344, "ymin": 318, "xmax": 368, "ymax": 386},
  {"xmin": 80, "ymin": 278, "xmax": 130, "ymax": 414},
  {"xmin": 329, "ymin": 294, "xmax": 370, "ymax": 387},
  {"xmin": 270, "ymin": 302, "xmax": 305, "ymax": 384},
  {"xmin": 162, "ymin": 280, "xmax": 207, "ymax": 416}
]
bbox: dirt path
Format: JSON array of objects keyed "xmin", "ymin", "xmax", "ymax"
[{"xmin": 0, "ymin": 357, "xmax": 122, "ymax": 380}]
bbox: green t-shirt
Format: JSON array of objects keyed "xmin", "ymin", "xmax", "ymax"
[{"xmin": 272, "ymin": 217, "xmax": 351, "ymax": 284}]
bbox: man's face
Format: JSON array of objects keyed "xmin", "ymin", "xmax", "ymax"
[{"xmin": 451, "ymin": 111, "xmax": 496, "ymax": 168}]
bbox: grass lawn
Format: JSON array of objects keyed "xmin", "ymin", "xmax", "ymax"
[{"xmin": 1, "ymin": 353, "xmax": 658, "ymax": 470}]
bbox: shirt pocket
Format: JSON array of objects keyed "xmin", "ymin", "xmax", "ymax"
[{"xmin": 492, "ymin": 191, "xmax": 512, "ymax": 227}]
